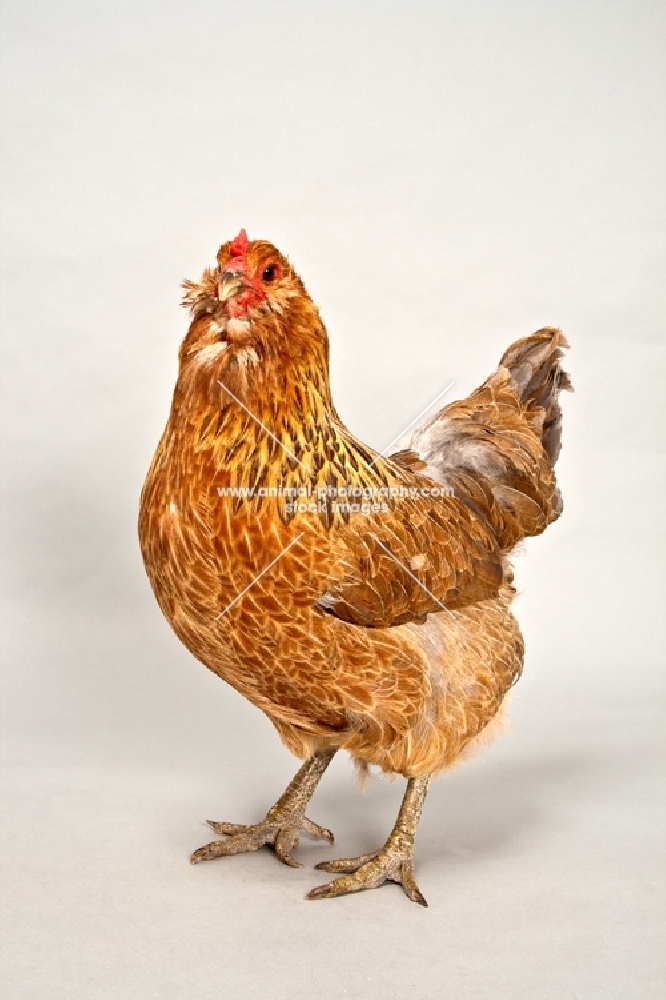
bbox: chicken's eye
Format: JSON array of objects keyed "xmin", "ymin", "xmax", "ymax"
[{"xmin": 261, "ymin": 263, "xmax": 280, "ymax": 284}]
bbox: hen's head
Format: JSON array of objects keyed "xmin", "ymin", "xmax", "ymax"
[
  {"xmin": 179, "ymin": 231, "xmax": 329, "ymax": 405},
  {"xmin": 215, "ymin": 229, "xmax": 295, "ymax": 320}
]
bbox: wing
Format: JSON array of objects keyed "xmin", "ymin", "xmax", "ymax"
[{"xmin": 318, "ymin": 461, "xmax": 504, "ymax": 628}]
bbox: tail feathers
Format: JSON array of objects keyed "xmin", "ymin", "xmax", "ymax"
[
  {"xmin": 499, "ymin": 327, "xmax": 572, "ymax": 465},
  {"xmin": 410, "ymin": 327, "xmax": 572, "ymax": 553}
]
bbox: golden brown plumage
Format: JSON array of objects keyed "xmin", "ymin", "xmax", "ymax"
[{"xmin": 139, "ymin": 230, "xmax": 571, "ymax": 904}]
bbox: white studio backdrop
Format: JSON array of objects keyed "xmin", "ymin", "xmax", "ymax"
[{"xmin": 1, "ymin": 2, "xmax": 664, "ymax": 998}]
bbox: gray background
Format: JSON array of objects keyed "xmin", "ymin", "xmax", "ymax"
[{"xmin": 1, "ymin": 1, "xmax": 664, "ymax": 997}]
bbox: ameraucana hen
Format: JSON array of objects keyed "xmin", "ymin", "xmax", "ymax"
[{"xmin": 139, "ymin": 229, "xmax": 571, "ymax": 905}]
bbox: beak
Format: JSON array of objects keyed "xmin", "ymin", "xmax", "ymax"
[{"xmin": 216, "ymin": 269, "xmax": 248, "ymax": 303}]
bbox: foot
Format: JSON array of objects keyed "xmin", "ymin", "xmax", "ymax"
[
  {"xmin": 191, "ymin": 750, "xmax": 336, "ymax": 869},
  {"xmin": 190, "ymin": 809, "xmax": 334, "ymax": 869},
  {"xmin": 306, "ymin": 840, "xmax": 427, "ymax": 906}
]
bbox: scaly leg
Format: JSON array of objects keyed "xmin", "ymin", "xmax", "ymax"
[
  {"xmin": 191, "ymin": 749, "xmax": 336, "ymax": 869},
  {"xmin": 307, "ymin": 775, "xmax": 431, "ymax": 906}
]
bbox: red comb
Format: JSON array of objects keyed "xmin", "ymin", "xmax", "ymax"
[{"xmin": 229, "ymin": 229, "xmax": 249, "ymax": 258}]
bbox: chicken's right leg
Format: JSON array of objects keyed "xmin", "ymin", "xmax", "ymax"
[{"xmin": 190, "ymin": 749, "xmax": 336, "ymax": 869}]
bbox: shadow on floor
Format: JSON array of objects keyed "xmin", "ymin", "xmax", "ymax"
[{"xmin": 306, "ymin": 748, "xmax": 604, "ymax": 864}]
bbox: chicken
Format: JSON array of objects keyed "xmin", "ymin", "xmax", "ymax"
[{"xmin": 139, "ymin": 229, "xmax": 571, "ymax": 905}]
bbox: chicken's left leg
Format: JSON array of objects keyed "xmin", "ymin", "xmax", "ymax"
[
  {"xmin": 191, "ymin": 749, "xmax": 336, "ymax": 869},
  {"xmin": 307, "ymin": 774, "xmax": 431, "ymax": 906}
]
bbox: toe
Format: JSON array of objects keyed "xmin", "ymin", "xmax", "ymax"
[
  {"xmin": 314, "ymin": 850, "xmax": 380, "ymax": 874},
  {"xmin": 190, "ymin": 840, "xmax": 227, "ymax": 864},
  {"xmin": 306, "ymin": 877, "xmax": 351, "ymax": 900},
  {"xmin": 301, "ymin": 817, "xmax": 335, "ymax": 843},
  {"xmin": 206, "ymin": 820, "xmax": 249, "ymax": 835},
  {"xmin": 274, "ymin": 829, "xmax": 303, "ymax": 868},
  {"xmin": 313, "ymin": 859, "xmax": 355, "ymax": 874},
  {"xmin": 306, "ymin": 865, "xmax": 387, "ymax": 900},
  {"xmin": 399, "ymin": 859, "xmax": 428, "ymax": 906}
]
